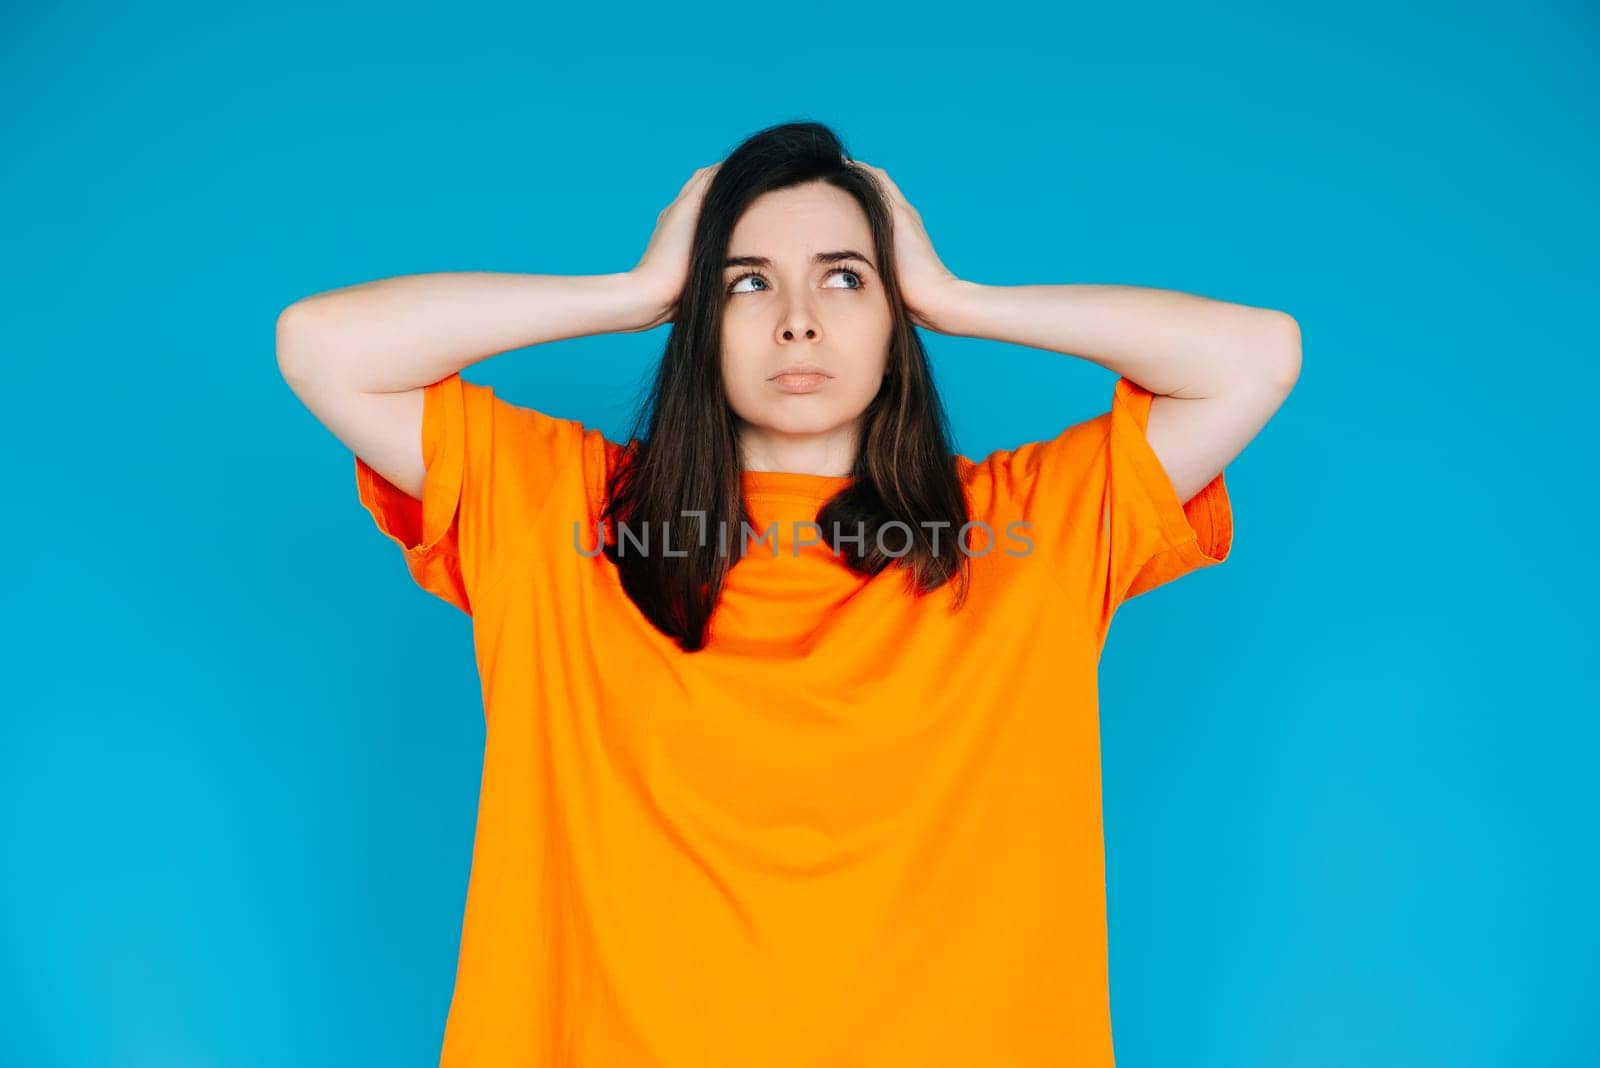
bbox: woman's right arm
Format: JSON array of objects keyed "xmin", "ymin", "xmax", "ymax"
[
  {"xmin": 275, "ymin": 271, "xmax": 670, "ymax": 500},
  {"xmin": 277, "ymin": 164, "xmax": 719, "ymax": 500},
  {"xmin": 276, "ymin": 270, "xmax": 670, "ymax": 393}
]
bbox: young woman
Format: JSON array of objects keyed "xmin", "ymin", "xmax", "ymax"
[{"xmin": 278, "ymin": 121, "xmax": 1298, "ymax": 1066}]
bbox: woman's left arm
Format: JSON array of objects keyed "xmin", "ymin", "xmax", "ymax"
[
  {"xmin": 931, "ymin": 281, "xmax": 1301, "ymax": 504},
  {"xmin": 848, "ymin": 159, "xmax": 1301, "ymax": 505}
]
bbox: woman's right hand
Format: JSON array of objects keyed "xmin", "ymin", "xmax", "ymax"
[{"xmin": 627, "ymin": 162, "xmax": 722, "ymax": 329}]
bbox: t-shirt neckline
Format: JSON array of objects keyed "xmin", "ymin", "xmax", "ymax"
[{"xmin": 740, "ymin": 469, "xmax": 854, "ymax": 499}]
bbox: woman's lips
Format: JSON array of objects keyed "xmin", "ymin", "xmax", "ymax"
[{"xmin": 771, "ymin": 372, "xmax": 829, "ymax": 393}]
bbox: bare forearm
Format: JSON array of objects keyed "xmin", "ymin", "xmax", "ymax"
[
  {"xmin": 936, "ymin": 280, "xmax": 1299, "ymax": 398},
  {"xmin": 276, "ymin": 271, "xmax": 665, "ymax": 393}
]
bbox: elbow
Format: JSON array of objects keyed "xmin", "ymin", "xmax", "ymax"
[
  {"xmin": 275, "ymin": 300, "xmax": 321, "ymax": 385},
  {"xmin": 1263, "ymin": 311, "xmax": 1301, "ymax": 392}
]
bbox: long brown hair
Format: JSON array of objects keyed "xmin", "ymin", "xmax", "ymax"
[{"xmin": 601, "ymin": 120, "xmax": 973, "ymax": 651}]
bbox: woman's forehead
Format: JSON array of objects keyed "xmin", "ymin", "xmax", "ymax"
[{"xmin": 730, "ymin": 185, "xmax": 871, "ymax": 255}]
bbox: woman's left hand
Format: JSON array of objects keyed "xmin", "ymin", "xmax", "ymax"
[{"xmin": 849, "ymin": 160, "xmax": 965, "ymax": 333}]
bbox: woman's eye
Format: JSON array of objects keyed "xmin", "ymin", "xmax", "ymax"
[{"xmin": 727, "ymin": 267, "xmax": 864, "ymax": 295}]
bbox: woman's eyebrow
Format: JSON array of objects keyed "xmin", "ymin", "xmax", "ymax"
[{"xmin": 724, "ymin": 250, "xmax": 876, "ymax": 271}]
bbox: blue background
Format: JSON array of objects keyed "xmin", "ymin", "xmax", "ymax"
[{"xmin": 4, "ymin": 2, "xmax": 1595, "ymax": 1065}]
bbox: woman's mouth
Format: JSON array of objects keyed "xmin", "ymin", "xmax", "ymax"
[{"xmin": 771, "ymin": 372, "xmax": 829, "ymax": 393}]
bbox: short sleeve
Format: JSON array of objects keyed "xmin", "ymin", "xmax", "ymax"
[
  {"xmin": 973, "ymin": 375, "xmax": 1233, "ymax": 623},
  {"xmin": 354, "ymin": 371, "xmax": 586, "ymax": 614},
  {"xmin": 1104, "ymin": 376, "xmax": 1232, "ymax": 606}
]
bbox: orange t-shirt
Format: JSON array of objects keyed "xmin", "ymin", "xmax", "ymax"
[{"xmin": 355, "ymin": 372, "xmax": 1232, "ymax": 1066}]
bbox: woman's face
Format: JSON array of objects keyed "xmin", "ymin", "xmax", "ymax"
[{"xmin": 719, "ymin": 180, "xmax": 892, "ymax": 475}]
